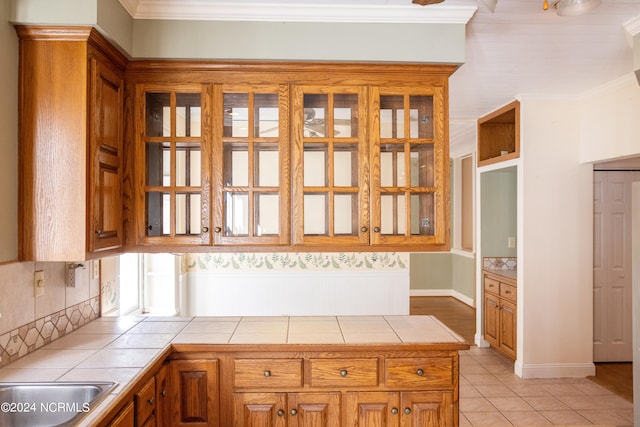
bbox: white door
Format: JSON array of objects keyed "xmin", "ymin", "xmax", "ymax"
[{"xmin": 593, "ymin": 171, "xmax": 639, "ymax": 362}]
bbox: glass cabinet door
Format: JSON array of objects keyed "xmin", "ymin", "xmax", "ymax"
[
  {"xmin": 292, "ymin": 86, "xmax": 369, "ymax": 246},
  {"xmin": 212, "ymin": 85, "xmax": 289, "ymax": 245},
  {"xmin": 140, "ymin": 86, "xmax": 210, "ymax": 245},
  {"xmin": 371, "ymin": 87, "xmax": 447, "ymax": 246}
]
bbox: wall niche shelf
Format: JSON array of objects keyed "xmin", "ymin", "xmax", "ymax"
[{"xmin": 477, "ymin": 100, "xmax": 520, "ymax": 167}]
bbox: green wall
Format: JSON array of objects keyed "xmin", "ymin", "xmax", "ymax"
[
  {"xmin": 480, "ymin": 167, "xmax": 517, "ymax": 257},
  {"xmin": 410, "ymin": 252, "xmax": 475, "ymax": 303}
]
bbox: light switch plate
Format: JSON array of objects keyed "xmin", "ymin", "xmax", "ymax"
[{"xmin": 34, "ymin": 270, "xmax": 45, "ymax": 297}]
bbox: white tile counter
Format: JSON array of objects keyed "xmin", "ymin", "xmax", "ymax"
[{"xmin": 0, "ymin": 315, "xmax": 468, "ymax": 426}]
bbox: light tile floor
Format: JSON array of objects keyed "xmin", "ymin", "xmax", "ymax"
[{"xmin": 460, "ymin": 347, "xmax": 634, "ymax": 426}]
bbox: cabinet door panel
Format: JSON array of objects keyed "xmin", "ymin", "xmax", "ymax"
[
  {"xmin": 288, "ymin": 393, "xmax": 341, "ymax": 427},
  {"xmin": 400, "ymin": 392, "xmax": 454, "ymax": 427},
  {"xmin": 233, "ymin": 393, "xmax": 287, "ymax": 427},
  {"xmin": 500, "ymin": 299, "xmax": 517, "ymax": 359},
  {"xmin": 483, "ymin": 294, "xmax": 500, "ymax": 347},
  {"xmin": 344, "ymin": 392, "xmax": 400, "ymax": 427},
  {"xmin": 168, "ymin": 359, "xmax": 219, "ymax": 427}
]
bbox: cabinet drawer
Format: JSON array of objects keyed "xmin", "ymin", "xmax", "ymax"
[
  {"xmin": 309, "ymin": 358, "xmax": 379, "ymax": 387},
  {"xmin": 385, "ymin": 358, "xmax": 453, "ymax": 389},
  {"xmin": 134, "ymin": 376, "xmax": 156, "ymax": 427},
  {"xmin": 500, "ymin": 283, "xmax": 516, "ymax": 302},
  {"xmin": 234, "ymin": 358, "xmax": 303, "ymax": 388},
  {"xmin": 484, "ymin": 277, "xmax": 500, "ymax": 295}
]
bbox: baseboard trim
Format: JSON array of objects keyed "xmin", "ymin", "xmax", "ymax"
[
  {"xmin": 517, "ymin": 362, "xmax": 596, "ymax": 379},
  {"xmin": 410, "ymin": 289, "xmax": 475, "ymax": 307}
]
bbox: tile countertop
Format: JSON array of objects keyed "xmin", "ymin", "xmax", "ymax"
[
  {"xmin": 0, "ymin": 315, "xmax": 468, "ymax": 426},
  {"xmin": 483, "ymin": 268, "xmax": 517, "ymax": 282}
]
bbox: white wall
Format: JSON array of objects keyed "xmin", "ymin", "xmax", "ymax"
[{"xmin": 518, "ymin": 97, "xmax": 595, "ymax": 378}]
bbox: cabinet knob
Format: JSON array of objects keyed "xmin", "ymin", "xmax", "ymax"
[
  {"xmin": 147, "ymin": 398, "xmax": 154, "ymax": 406},
  {"xmin": 161, "ymin": 389, "xmax": 166, "ymax": 398},
  {"xmin": 416, "ymin": 368, "xmax": 424, "ymax": 376},
  {"xmin": 264, "ymin": 370, "xmax": 271, "ymax": 377},
  {"xmin": 340, "ymin": 369, "xmax": 348, "ymax": 377},
  {"xmin": 148, "ymin": 225, "xmax": 153, "ymax": 231},
  {"xmin": 277, "ymin": 409, "xmax": 284, "ymax": 417},
  {"xmin": 202, "ymin": 226, "xmax": 209, "ymax": 233},
  {"xmin": 214, "ymin": 226, "xmax": 222, "ymax": 233},
  {"xmin": 373, "ymin": 226, "xmax": 381, "ymax": 233},
  {"xmin": 361, "ymin": 226, "xmax": 368, "ymax": 232},
  {"xmin": 391, "ymin": 408, "xmax": 399, "ymax": 415},
  {"xmin": 404, "ymin": 408, "xmax": 411, "ymax": 415},
  {"xmin": 290, "ymin": 409, "xmax": 298, "ymax": 416},
  {"xmin": 95, "ymin": 229, "xmax": 102, "ymax": 235}
]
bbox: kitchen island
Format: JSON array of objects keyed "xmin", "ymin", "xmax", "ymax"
[{"xmin": 0, "ymin": 315, "xmax": 469, "ymax": 426}]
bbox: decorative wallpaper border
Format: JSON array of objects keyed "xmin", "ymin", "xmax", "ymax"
[
  {"xmin": 186, "ymin": 252, "xmax": 409, "ymax": 272},
  {"xmin": 0, "ymin": 296, "xmax": 100, "ymax": 368},
  {"xmin": 483, "ymin": 257, "xmax": 517, "ymax": 270}
]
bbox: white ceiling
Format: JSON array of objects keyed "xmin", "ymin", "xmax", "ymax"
[{"xmin": 121, "ymin": 0, "xmax": 640, "ymax": 152}]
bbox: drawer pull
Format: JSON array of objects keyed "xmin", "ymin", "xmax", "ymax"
[
  {"xmin": 277, "ymin": 410, "xmax": 284, "ymax": 417},
  {"xmin": 416, "ymin": 368, "xmax": 424, "ymax": 376},
  {"xmin": 290, "ymin": 409, "xmax": 298, "ymax": 416},
  {"xmin": 340, "ymin": 369, "xmax": 348, "ymax": 377},
  {"xmin": 264, "ymin": 370, "xmax": 271, "ymax": 377},
  {"xmin": 147, "ymin": 398, "xmax": 154, "ymax": 406},
  {"xmin": 391, "ymin": 408, "xmax": 399, "ymax": 415},
  {"xmin": 160, "ymin": 389, "xmax": 166, "ymax": 398},
  {"xmin": 404, "ymin": 408, "xmax": 412, "ymax": 415},
  {"xmin": 505, "ymin": 290, "xmax": 511, "ymax": 294}
]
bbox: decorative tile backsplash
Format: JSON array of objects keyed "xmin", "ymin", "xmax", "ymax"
[
  {"xmin": 0, "ymin": 296, "xmax": 100, "ymax": 368},
  {"xmin": 483, "ymin": 257, "xmax": 517, "ymax": 270},
  {"xmin": 186, "ymin": 252, "xmax": 409, "ymax": 272}
]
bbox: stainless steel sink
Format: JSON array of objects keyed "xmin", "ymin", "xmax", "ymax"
[{"xmin": 0, "ymin": 382, "xmax": 116, "ymax": 426}]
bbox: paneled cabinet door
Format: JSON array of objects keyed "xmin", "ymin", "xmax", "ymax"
[
  {"xmin": 89, "ymin": 57, "xmax": 124, "ymax": 253},
  {"xmin": 292, "ymin": 85, "xmax": 370, "ymax": 246},
  {"xmin": 233, "ymin": 392, "xmax": 340, "ymax": 427},
  {"xmin": 344, "ymin": 392, "xmax": 400, "ymax": 426},
  {"xmin": 108, "ymin": 401, "xmax": 135, "ymax": 427},
  {"xmin": 168, "ymin": 359, "xmax": 219, "ymax": 427},
  {"xmin": 370, "ymin": 87, "xmax": 448, "ymax": 248},
  {"xmin": 288, "ymin": 392, "xmax": 341, "ymax": 427},
  {"xmin": 212, "ymin": 85, "xmax": 290, "ymax": 245},
  {"xmin": 400, "ymin": 391, "xmax": 454, "ymax": 427},
  {"xmin": 137, "ymin": 84, "xmax": 212, "ymax": 246},
  {"xmin": 483, "ymin": 293, "xmax": 500, "ymax": 348},
  {"xmin": 233, "ymin": 393, "xmax": 287, "ymax": 427},
  {"xmin": 499, "ymin": 299, "xmax": 517, "ymax": 360}
]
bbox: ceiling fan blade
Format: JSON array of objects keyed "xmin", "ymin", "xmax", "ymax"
[{"xmin": 412, "ymin": 0, "xmax": 445, "ymax": 5}]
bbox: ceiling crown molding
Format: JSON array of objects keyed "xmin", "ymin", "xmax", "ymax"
[{"xmin": 118, "ymin": 0, "xmax": 477, "ymax": 24}]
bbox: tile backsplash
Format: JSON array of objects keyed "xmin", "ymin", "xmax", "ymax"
[{"xmin": 483, "ymin": 257, "xmax": 517, "ymax": 270}]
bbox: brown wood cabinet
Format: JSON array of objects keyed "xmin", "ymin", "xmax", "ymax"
[
  {"xmin": 126, "ymin": 61, "xmax": 453, "ymax": 252},
  {"xmin": 483, "ymin": 271, "xmax": 517, "ymax": 360},
  {"xmin": 477, "ymin": 100, "xmax": 520, "ymax": 167},
  {"xmin": 167, "ymin": 358, "xmax": 219, "ymax": 426},
  {"xmin": 164, "ymin": 345, "xmax": 464, "ymax": 427},
  {"xmin": 16, "ymin": 26, "xmax": 127, "ymax": 261}
]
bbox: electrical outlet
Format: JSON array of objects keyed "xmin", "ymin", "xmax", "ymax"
[{"xmin": 34, "ymin": 270, "xmax": 45, "ymax": 297}]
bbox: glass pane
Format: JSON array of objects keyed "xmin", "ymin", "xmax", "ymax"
[
  {"xmin": 410, "ymin": 144, "xmax": 434, "ymax": 187},
  {"xmin": 255, "ymin": 144, "xmax": 279, "ymax": 187},
  {"xmin": 411, "ymin": 193, "xmax": 435, "ymax": 236},
  {"xmin": 176, "ymin": 143, "xmax": 201, "ymax": 187},
  {"xmin": 380, "ymin": 194, "xmax": 406, "ymax": 235},
  {"xmin": 256, "ymin": 193, "xmax": 279, "ymax": 235},
  {"xmin": 304, "ymin": 144, "xmax": 327, "ymax": 187},
  {"xmin": 224, "ymin": 93, "xmax": 249, "ymax": 137},
  {"xmin": 146, "ymin": 142, "xmax": 170, "ymax": 187},
  {"xmin": 334, "ymin": 144, "xmax": 357, "ymax": 187},
  {"xmin": 255, "ymin": 93, "xmax": 279, "ymax": 137},
  {"xmin": 176, "ymin": 93, "xmax": 201, "ymax": 137},
  {"xmin": 224, "ymin": 192, "xmax": 249, "ymax": 236},
  {"xmin": 146, "ymin": 192, "xmax": 170, "ymax": 236},
  {"xmin": 145, "ymin": 93, "xmax": 170, "ymax": 137},
  {"xmin": 380, "ymin": 95, "xmax": 404, "ymax": 139},
  {"xmin": 409, "ymin": 95, "xmax": 433, "ymax": 139},
  {"xmin": 304, "ymin": 193, "xmax": 327, "ymax": 235},
  {"xmin": 334, "ymin": 194, "xmax": 356, "ymax": 235},
  {"xmin": 334, "ymin": 94, "xmax": 358, "ymax": 138},
  {"xmin": 175, "ymin": 193, "xmax": 201, "ymax": 235},
  {"xmin": 224, "ymin": 142, "xmax": 249, "ymax": 186},
  {"xmin": 379, "ymin": 144, "xmax": 405, "ymax": 187},
  {"xmin": 303, "ymin": 94, "xmax": 327, "ymax": 138}
]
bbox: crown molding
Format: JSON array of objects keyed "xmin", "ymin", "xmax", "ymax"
[{"xmin": 118, "ymin": 0, "xmax": 477, "ymax": 24}]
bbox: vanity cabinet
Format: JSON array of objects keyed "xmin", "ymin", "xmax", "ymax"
[
  {"xmin": 127, "ymin": 62, "xmax": 453, "ymax": 251},
  {"xmin": 483, "ymin": 271, "xmax": 517, "ymax": 360},
  {"xmin": 16, "ymin": 26, "xmax": 127, "ymax": 261}
]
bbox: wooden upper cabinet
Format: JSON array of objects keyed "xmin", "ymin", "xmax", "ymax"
[
  {"xmin": 370, "ymin": 86, "xmax": 449, "ymax": 248},
  {"xmin": 16, "ymin": 26, "xmax": 127, "ymax": 261},
  {"xmin": 134, "ymin": 84, "xmax": 212, "ymax": 246},
  {"xmin": 292, "ymin": 85, "xmax": 369, "ymax": 246},
  {"xmin": 477, "ymin": 100, "xmax": 520, "ymax": 167},
  {"xmin": 212, "ymin": 84, "xmax": 290, "ymax": 246}
]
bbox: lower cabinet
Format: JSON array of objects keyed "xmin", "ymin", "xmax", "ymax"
[
  {"xmin": 167, "ymin": 358, "xmax": 219, "ymax": 427},
  {"xmin": 107, "ymin": 401, "xmax": 135, "ymax": 427},
  {"xmin": 483, "ymin": 271, "xmax": 517, "ymax": 360}
]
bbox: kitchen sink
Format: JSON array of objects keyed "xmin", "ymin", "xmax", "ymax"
[{"xmin": 0, "ymin": 381, "xmax": 116, "ymax": 426}]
